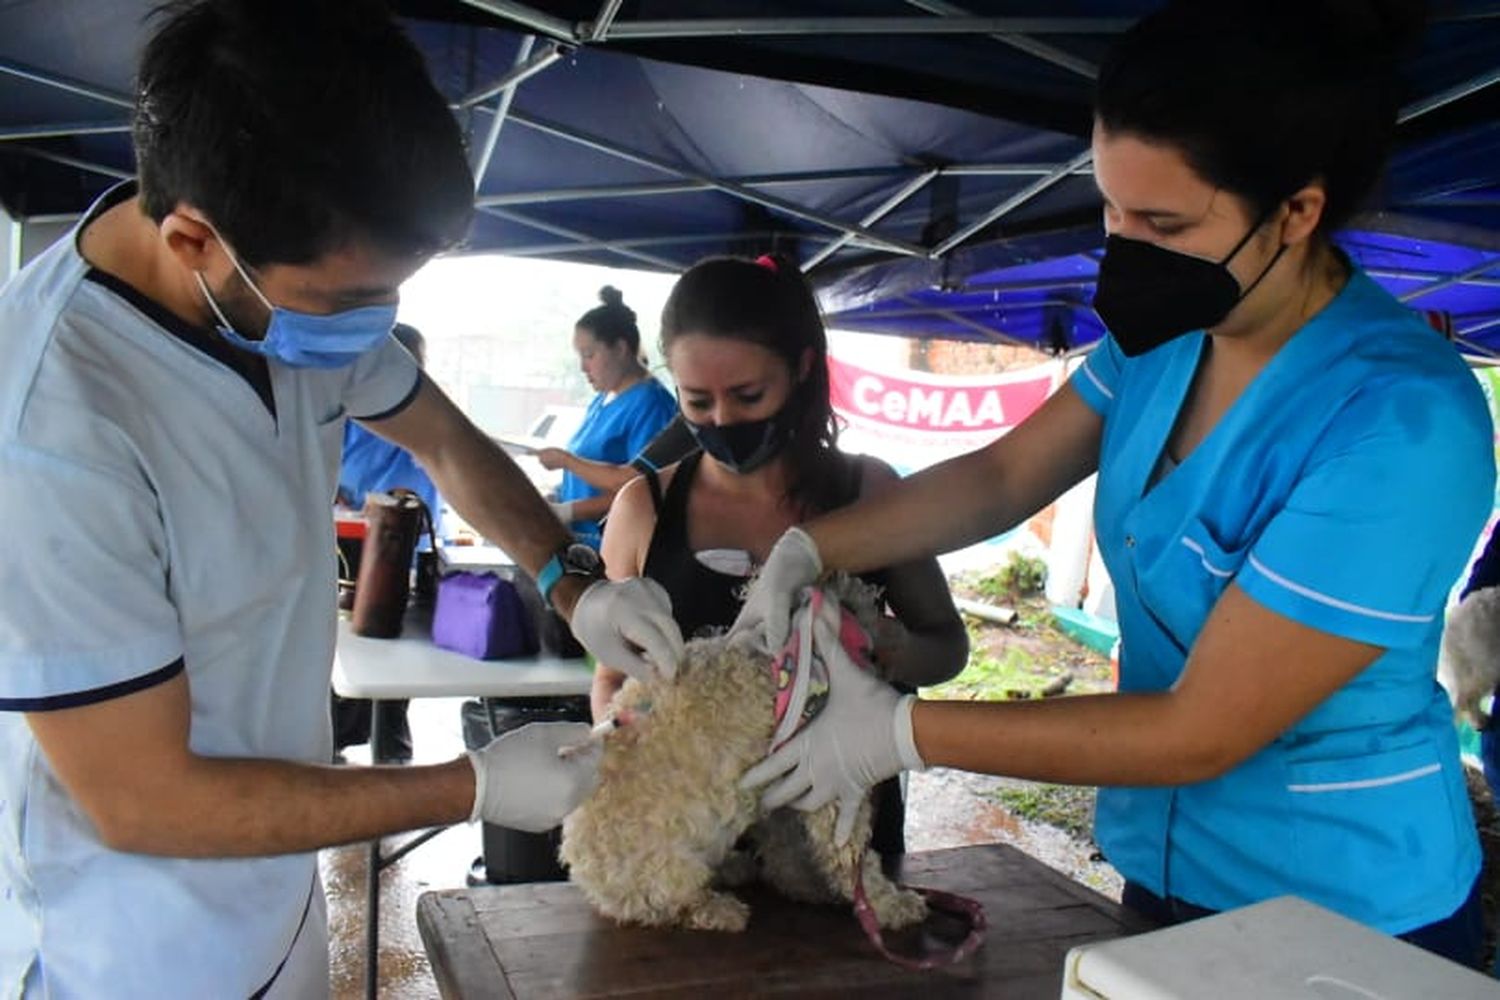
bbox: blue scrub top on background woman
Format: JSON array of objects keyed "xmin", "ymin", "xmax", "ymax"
[{"xmin": 560, "ymin": 377, "xmax": 676, "ymax": 547}]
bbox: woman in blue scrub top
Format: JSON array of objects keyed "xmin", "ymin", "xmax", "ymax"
[
  {"xmin": 735, "ymin": 0, "xmax": 1492, "ymax": 968},
  {"xmin": 538, "ymin": 287, "xmax": 677, "ymax": 548}
]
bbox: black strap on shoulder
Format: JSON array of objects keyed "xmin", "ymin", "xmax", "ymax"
[
  {"xmin": 641, "ymin": 465, "xmax": 664, "ymax": 515},
  {"xmin": 644, "ymin": 452, "xmax": 699, "ymax": 564},
  {"xmin": 845, "ymin": 453, "xmax": 865, "ymax": 501},
  {"xmin": 660, "ymin": 451, "xmax": 700, "ymax": 521}
]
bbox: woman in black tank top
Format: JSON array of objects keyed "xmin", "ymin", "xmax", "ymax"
[{"xmin": 593, "ymin": 255, "xmax": 969, "ymax": 860}]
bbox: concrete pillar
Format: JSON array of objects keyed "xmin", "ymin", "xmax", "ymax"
[
  {"xmin": 1045, "ymin": 472, "xmax": 1096, "ymax": 608},
  {"xmin": 1083, "ymin": 538, "xmax": 1117, "ymax": 622}
]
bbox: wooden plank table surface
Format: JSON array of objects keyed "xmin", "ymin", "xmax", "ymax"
[{"xmin": 417, "ymin": 843, "xmax": 1157, "ymax": 999}]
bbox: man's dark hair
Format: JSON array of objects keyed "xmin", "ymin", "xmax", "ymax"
[
  {"xmin": 1096, "ymin": 0, "xmax": 1425, "ymax": 239},
  {"xmin": 133, "ymin": 0, "xmax": 474, "ymax": 266}
]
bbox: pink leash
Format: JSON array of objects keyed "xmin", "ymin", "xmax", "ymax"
[
  {"xmin": 851, "ymin": 851, "xmax": 988, "ymax": 970},
  {"xmin": 773, "ymin": 588, "xmax": 987, "ymax": 969}
]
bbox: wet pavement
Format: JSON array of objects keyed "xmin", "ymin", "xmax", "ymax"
[
  {"xmin": 320, "ymin": 696, "xmax": 477, "ymax": 1000},
  {"xmin": 319, "ymin": 698, "xmax": 1119, "ymax": 999}
]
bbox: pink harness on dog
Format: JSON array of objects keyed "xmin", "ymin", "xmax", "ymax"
[
  {"xmin": 769, "ymin": 587, "xmax": 987, "ymax": 970},
  {"xmin": 769, "ymin": 588, "xmax": 841, "ymax": 750}
]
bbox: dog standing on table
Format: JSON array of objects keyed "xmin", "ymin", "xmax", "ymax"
[{"xmin": 559, "ymin": 578, "xmax": 927, "ymax": 933}]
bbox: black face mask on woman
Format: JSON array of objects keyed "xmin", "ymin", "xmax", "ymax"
[
  {"xmin": 1091, "ymin": 210, "xmax": 1287, "ymax": 357},
  {"xmin": 684, "ymin": 402, "xmax": 796, "ymax": 474}
]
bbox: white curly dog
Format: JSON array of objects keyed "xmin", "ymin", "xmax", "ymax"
[{"xmin": 559, "ymin": 579, "xmax": 928, "ymax": 933}]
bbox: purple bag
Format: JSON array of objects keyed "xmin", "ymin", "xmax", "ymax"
[{"xmin": 431, "ymin": 571, "xmax": 539, "ymax": 660}]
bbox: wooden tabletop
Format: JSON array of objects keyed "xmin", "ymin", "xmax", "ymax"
[{"xmin": 417, "ymin": 842, "xmax": 1156, "ymax": 999}]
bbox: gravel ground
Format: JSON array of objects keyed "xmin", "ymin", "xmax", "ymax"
[
  {"xmin": 906, "ymin": 767, "xmax": 1122, "ymax": 900},
  {"xmin": 1468, "ymin": 766, "xmax": 1499, "ymax": 970}
]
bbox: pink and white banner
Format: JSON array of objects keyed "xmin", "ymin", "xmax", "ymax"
[{"xmin": 828, "ymin": 355, "xmax": 1061, "ymax": 455}]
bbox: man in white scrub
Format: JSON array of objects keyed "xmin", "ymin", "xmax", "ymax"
[{"xmin": 0, "ymin": 1, "xmax": 683, "ymax": 996}]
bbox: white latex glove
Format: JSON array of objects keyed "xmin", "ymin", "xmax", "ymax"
[
  {"xmin": 728, "ymin": 527, "xmax": 823, "ymax": 654},
  {"xmin": 740, "ymin": 602, "xmax": 925, "ymax": 845},
  {"xmin": 548, "ymin": 500, "xmax": 575, "ymax": 525},
  {"xmin": 467, "ymin": 722, "xmax": 601, "ymax": 830},
  {"xmin": 570, "ymin": 576, "xmax": 684, "ymax": 681}
]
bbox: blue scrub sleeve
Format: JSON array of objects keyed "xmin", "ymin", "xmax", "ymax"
[
  {"xmin": 1070, "ymin": 335, "xmax": 1124, "ymax": 417},
  {"xmin": 0, "ymin": 444, "xmax": 183, "ymax": 707},
  {"xmin": 1240, "ymin": 382, "xmax": 1496, "ymax": 650},
  {"xmin": 339, "ymin": 424, "xmax": 440, "ymax": 511},
  {"xmin": 622, "ymin": 388, "xmax": 678, "ymax": 461}
]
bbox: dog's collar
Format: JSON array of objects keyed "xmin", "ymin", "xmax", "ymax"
[{"xmin": 769, "ymin": 588, "xmax": 874, "ymax": 750}]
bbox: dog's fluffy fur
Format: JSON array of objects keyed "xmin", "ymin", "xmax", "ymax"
[
  {"xmin": 1440, "ymin": 585, "xmax": 1500, "ymax": 729},
  {"xmin": 559, "ymin": 582, "xmax": 927, "ymax": 933}
]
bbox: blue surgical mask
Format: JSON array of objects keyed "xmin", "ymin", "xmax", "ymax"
[{"xmin": 195, "ymin": 238, "xmax": 397, "ymax": 369}]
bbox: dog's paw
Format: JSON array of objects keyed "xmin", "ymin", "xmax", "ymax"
[
  {"xmin": 683, "ymin": 891, "xmax": 751, "ymax": 932},
  {"xmin": 873, "ymin": 886, "xmax": 929, "ymax": 930}
]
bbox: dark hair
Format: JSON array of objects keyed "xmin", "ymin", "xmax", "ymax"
[
  {"xmin": 391, "ymin": 322, "xmax": 425, "ymax": 368},
  {"xmin": 575, "ymin": 285, "xmax": 641, "ymax": 356},
  {"xmin": 1096, "ymin": 0, "xmax": 1425, "ymax": 237},
  {"xmin": 133, "ymin": 0, "xmax": 473, "ymax": 267},
  {"xmin": 660, "ymin": 255, "xmax": 841, "ymax": 511}
]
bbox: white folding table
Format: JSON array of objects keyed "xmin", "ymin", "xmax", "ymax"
[
  {"xmin": 332, "ymin": 608, "xmax": 593, "ymax": 1000},
  {"xmin": 332, "ymin": 612, "xmax": 593, "ymax": 702}
]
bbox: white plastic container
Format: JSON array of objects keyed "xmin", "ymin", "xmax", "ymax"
[{"xmin": 1061, "ymin": 896, "xmax": 1500, "ymax": 999}]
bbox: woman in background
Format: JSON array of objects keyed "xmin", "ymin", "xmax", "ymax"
[{"xmin": 538, "ymin": 286, "xmax": 676, "ymax": 548}]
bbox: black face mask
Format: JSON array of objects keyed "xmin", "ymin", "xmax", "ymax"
[
  {"xmin": 684, "ymin": 404, "xmax": 796, "ymax": 474},
  {"xmin": 1091, "ymin": 213, "xmax": 1286, "ymax": 357}
]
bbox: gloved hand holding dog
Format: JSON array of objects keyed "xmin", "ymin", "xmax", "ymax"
[
  {"xmin": 740, "ymin": 588, "xmax": 927, "ymax": 845},
  {"xmin": 468, "ymin": 722, "xmax": 601, "ymax": 830},
  {"xmin": 571, "ymin": 576, "xmax": 684, "ymax": 681},
  {"xmin": 729, "ymin": 526, "xmax": 824, "ymax": 654}
]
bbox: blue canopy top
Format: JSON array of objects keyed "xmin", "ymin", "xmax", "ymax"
[
  {"xmin": 820, "ymin": 212, "xmax": 1500, "ymax": 356},
  {"xmin": 1, "ymin": 2, "xmax": 1497, "ymax": 349}
]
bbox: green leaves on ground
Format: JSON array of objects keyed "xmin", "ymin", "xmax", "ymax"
[{"xmin": 989, "ymin": 783, "xmax": 1097, "ymax": 842}]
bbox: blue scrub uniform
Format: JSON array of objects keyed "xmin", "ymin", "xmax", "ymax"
[
  {"xmin": 559, "ymin": 378, "xmax": 677, "ymax": 548},
  {"xmin": 1071, "ymin": 269, "xmax": 1494, "ymax": 935},
  {"xmin": 338, "ymin": 422, "xmax": 440, "ymax": 542},
  {"xmin": 0, "ymin": 183, "xmax": 421, "ymax": 996}
]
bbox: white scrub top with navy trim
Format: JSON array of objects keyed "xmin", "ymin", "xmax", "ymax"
[
  {"xmin": 1072, "ymin": 268, "xmax": 1494, "ymax": 935},
  {"xmin": 0, "ymin": 184, "xmax": 421, "ymax": 998}
]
